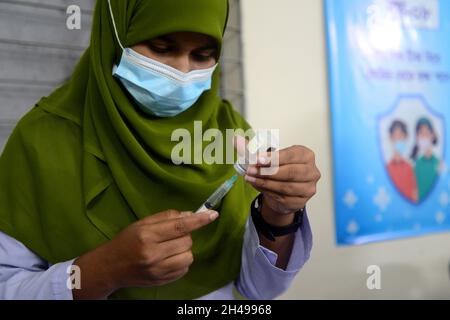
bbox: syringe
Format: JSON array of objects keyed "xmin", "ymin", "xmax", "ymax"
[{"xmin": 195, "ymin": 174, "xmax": 238, "ymax": 213}]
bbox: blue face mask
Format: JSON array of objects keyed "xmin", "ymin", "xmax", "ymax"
[
  {"xmin": 113, "ymin": 49, "xmax": 217, "ymax": 117},
  {"xmin": 394, "ymin": 141, "xmax": 407, "ymax": 155},
  {"xmin": 108, "ymin": 0, "xmax": 217, "ymax": 118}
]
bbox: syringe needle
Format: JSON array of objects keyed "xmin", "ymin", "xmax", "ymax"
[{"xmin": 196, "ymin": 174, "xmax": 238, "ymax": 213}]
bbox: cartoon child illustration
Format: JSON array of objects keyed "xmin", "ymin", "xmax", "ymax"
[
  {"xmin": 387, "ymin": 120, "xmax": 418, "ymax": 202},
  {"xmin": 410, "ymin": 118, "xmax": 440, "ymax": 201}
]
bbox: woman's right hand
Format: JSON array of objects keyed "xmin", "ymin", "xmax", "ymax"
[{"xmin": 72, "ymin": 209, "xmax": 219, "ymax": 300}]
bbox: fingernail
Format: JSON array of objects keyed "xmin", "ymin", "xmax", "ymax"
[
  {"xmin": 246, "ymin": 166, "xmax": 258, "ymax": 175},
  {"xmin": 245, "ymin": 175, "xmax": 256, "ymax": 183},
  {"xmin": 208, "ymin": 211, "xmax": 219, "ymax": 221}
]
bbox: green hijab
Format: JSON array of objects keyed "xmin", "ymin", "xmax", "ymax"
[{"xmin": 0, "ymin": 0, "xmax": 257, "ymax": 299}]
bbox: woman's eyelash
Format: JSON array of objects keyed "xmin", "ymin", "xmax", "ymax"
[
  {"xmin": 149, "ymin": 44, "xmax": 172, "ymax": 53},
  {"xmin": 193, "ymin": 54, "xmax": 212, "ymax": 61},
  {"xmin": 148, "ymin": 44, "xmax": 216, "ymax": 62},
  {"xmin": 192, "ymin": 52, "xmax": 216, "ymax": 61}
]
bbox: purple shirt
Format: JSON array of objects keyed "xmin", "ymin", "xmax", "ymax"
[{"xmin": 0, "ymin": 213, "xmax": 312, "ymax": 300}]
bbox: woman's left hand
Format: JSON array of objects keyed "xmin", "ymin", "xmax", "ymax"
[{"xmin": 244, "ymin": 145, "xmax": 321, "ymax": 217}]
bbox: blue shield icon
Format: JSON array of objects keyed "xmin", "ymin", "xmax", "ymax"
[{"xmin": 378, "ymin": 96, "xmax": 445, "ymax": 204}]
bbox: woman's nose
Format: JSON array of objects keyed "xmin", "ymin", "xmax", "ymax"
[{"xmin": 169, "ymin": 56, "xmax": 191, "ymax": 73}]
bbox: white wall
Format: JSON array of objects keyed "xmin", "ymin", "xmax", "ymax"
[{"xmin": 241, "ymin": 0, "xmax": 450, "ymax": 299}]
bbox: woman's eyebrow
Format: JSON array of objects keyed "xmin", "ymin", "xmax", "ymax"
[
  {"xmin": 152, "ymin": 35, "xmax": 175, "ymax": 44},
  {"xmin": 151, "ymin": 35, "xmax": 217, "ymax": 51},
  {"xmin": 195, "ymin": 43, "xmax": 218, "ymax": 51}
]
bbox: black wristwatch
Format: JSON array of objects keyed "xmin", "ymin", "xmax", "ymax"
[{"xmin": 251, "ymin": 193, "xmax": 304, "ymax": 242}]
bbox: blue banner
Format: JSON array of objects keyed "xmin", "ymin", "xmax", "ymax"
[{"xmin": 325, "ymin": 0, "xmax": 450, "ymax": 245}]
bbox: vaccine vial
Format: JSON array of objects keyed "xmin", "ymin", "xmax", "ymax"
[{"xmin": 234, "ymin": 129, "xmax": 279, "ymax": 176}]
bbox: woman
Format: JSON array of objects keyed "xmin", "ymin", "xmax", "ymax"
[
  {"xmin": 410, "ymin": 117, "xmax": 440, "ymax": 202},
  {"xmin": 0, "ymin": 0, "xmax": 320, "ymax": 300},
  {"xmin": 386, "ymin": 120, "xmax": 417, "ymax": 202}
]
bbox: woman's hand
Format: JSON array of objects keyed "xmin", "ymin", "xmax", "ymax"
[
  {"xmin": 244, "ymin": 145, "xmax": 321, "ymax": 222},
  {"xmin": 72, "ymin": 209, "xmax": 218, "ymax": 300}
]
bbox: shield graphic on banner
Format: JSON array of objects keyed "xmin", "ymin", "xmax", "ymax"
[{"xmin": 378, "ymin": 96, "xmax": 445, "ymax": 204}]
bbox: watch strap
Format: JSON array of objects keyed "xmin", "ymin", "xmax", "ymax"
[{"xmin": 251, "ymin": 194, "xmax": 304, "ymax": 242}]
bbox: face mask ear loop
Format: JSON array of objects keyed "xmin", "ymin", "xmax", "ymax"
[{"xmin": 107, "ymin": 0, "xmax": 125, "ymax": 51}]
